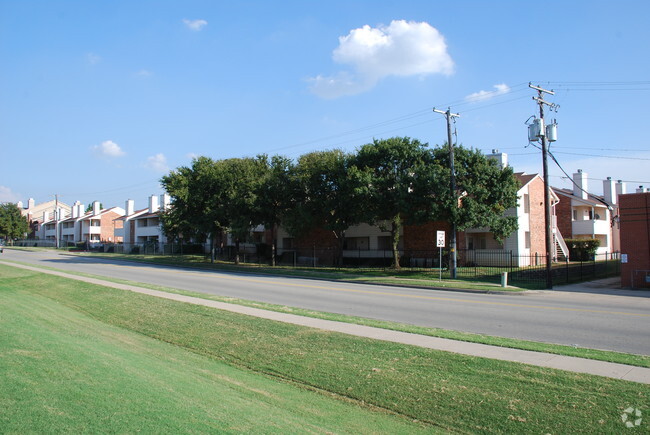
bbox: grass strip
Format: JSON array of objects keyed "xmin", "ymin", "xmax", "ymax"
[
  {"xmin": 74, "ymin": 251, "xmax": 528, "ymax": 291},
  {"xmin": 5, "ymin": 257, "xmax": 649, "ymax": 369},
  {"xmin": 0, "ymin": 266, "xmax": 433, "ymax": 433},
  {"xmin": 2, "ymin": 264, "xmax": 648, "ymax": 434}
]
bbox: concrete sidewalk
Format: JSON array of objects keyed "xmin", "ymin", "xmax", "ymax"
[{"xmin": 4, "ymin": 260, "xmax": 650, "ymax": 385}]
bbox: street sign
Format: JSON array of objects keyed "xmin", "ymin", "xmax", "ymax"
[{"xmin": 436, "ymin": 231, "xmax": 445, "ymax": 248}]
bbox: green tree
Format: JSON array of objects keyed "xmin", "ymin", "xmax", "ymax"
[
  {"xmin": 353, "ymin": 137, "xmax": 435, "ymax": 269},
  {"xmin": 216, "ymin": 156, "xmax": 268, "ymax": 264},
  {"xmin": 427, "ymin": 145, "xmax": 519, "ymax": 242},
  {"xmin": 85, "ymin": 202, "xmax": 103, "ymax": 213},
  {"xmin": 161, "ymin": 157, "xmax": 224, "ymax": 261},
  {"xmin": 0, "ymin": 203, "xmax": 30, "ymax": 241},
  {"xmin": 287, "ymin": 149, "xmax": 371, "ymax": 266},
  {"xmin": 254, "ymin": 155, "xmax": 299, "ymax": 266}
]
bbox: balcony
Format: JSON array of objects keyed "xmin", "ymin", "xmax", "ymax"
[{"xmin": 573, "ymin": 218, "xmax": 610, "ymax": 236}]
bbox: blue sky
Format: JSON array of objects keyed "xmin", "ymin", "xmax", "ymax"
[{"xmin": 1, "ymin": 0, "xmax": 649, "ymax": 211}]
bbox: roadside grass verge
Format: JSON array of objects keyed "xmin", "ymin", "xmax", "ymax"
[
  {"xmin": 76, "ymin": 251, "xmax": 527, "ymax": 291},
  {"xmin": 1, "ymin": 264, "xmax": 648, "ymax": 433},
  {"xmin": 4, "ymin": 258, "xmax": 649, "ymax": 369},
  {"xmin": 0, "ymin": 266, "xmax": 432, "ymax": 433}
]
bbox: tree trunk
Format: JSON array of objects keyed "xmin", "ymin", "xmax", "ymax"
[
  {"xmin": 391, "ymin": 215, "xmax": 401, "ymax": 270},
  {"xmin": 235, "ymin": 238, "xmax": 240, "ymax": 265},
  {"xmin": 271, "ymin": 226, "xmax": 276, "ymax": 267},
  {"xmin": 336, "ymin": 230, "xmax": 345, "ymax": 267}
]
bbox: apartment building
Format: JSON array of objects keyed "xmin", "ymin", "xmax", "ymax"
[
  {"xmin": 19, "ymin": 198, "xmax": 71, "ymax": 238},
  {"xmin": 552, "ymin": 170, "xmax": 623, "ymax": 256},
  {"xmin": 115, "ymin": 194, "xmax": 170, "ymax": 251}
]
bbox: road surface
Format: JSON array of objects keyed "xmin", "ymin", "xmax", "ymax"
[{"xmin": 2, "ymin": 249, "xmax": 649, "ymax": 355}]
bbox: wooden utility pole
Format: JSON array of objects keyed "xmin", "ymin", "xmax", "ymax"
[
  {"xmin": 530, "ymin": 83, "xmax": 556, "ymax": 289},
  {"xmin": 433, "ymin": 107, "xmax": 460, "ymax": 279}
]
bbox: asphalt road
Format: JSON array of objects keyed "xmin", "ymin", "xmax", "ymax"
[{"xmin": 3, "ymin": 249, "xmax": 649, "ymax": 355}]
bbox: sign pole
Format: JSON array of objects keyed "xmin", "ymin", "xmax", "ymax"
[{"xmin": 436, "ymin": 231, "xmax": 445, "ymax": 281}]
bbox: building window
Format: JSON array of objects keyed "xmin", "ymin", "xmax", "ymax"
[
  {"xmin": 572, "ymin": 210, "xmax": 577, "ymax": 221},
  {"xmin": 377, "ymin": 236, "xmax": 392, "ymax": 251},
  {"xmin": 523, "ymin": 194, "xmax": 530, "ymax": 213},
  {"xmin": 344, "ymin": 237, "xmax": 370, "ymax": 250},
  {"xmin": 525, "ymin": 231, "xmax": 531, "ymax": 249}
]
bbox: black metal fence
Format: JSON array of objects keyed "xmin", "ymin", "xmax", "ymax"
[{"xmin": 12, "ymin": 239, "xmax": 620, "ymax": 288}]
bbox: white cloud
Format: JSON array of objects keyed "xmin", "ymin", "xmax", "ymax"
[
  {"xmin": 0, "ymin": 186, "xmax": 20, "ymax": 203},
  {"xmin": 145, "ymin": 153, "xmax": 169, "ymax": 173},
  {"xmin": 465, "ymin": 83, "xmax": 510, "ymax": 103},
  {"xmin": 183, "ymin": 19, "xmax": 208, "ymax": 31},
  {"xmin": 86, "ymin": 52, "xmax": 101, "ymax": 65},
  {"xmin": 135, "ymin": 69, "xmax": 153, "ymax": 78},
  {"xmin": 91, "ymin": 140, "xmax": 126, "ymax": 159},
  {"xmin": 309, "ymin": 20, "xmax": 454, "ymax": 99}
]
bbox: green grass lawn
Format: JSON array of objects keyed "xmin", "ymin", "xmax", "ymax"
[
  {"xmin": 0, "ymin": 266, "xmax": 431, "ymax": 433},
  {"xmin": 7, "ymin": 255, "xmax": 648, "ymax": 368},
  {"xmin": 1, "ymin": 263, "xmax": 648, "ymax": 433}
]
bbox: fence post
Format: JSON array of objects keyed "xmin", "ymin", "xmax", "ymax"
[{"xmin": 566, "ymin": 258, "xmax": 569, "ymax": 284}]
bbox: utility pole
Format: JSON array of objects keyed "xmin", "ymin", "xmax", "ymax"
[
  {"xmin": 433, "ymin": 107, "xmax": 460, "ymax": 279},
  {"xmin": 55, "ymin": 194, "xmax": 59, "ymax": 249},
  {"xmin": 529, "ymin": 83, "xmax": 556, "ymax": 289}
]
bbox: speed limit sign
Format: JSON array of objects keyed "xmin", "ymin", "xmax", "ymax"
[{"xmin": 436, "ymin": 231, "xmax": 445, "ymax": 248}]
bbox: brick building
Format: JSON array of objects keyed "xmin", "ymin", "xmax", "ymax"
[
  {"xmin": 552, "ymin": 170, "xmax": 623, "ymax": 256},
  {"xmin": 619, "ymin": 192, "xmax": 650, "ymax": 288}
]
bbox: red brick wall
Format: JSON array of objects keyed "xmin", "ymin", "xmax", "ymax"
[
  {"xmin": 554, "ymin": 191, "xmax": 573, "ymax": 239},
  {"xmin": 403, "ymin": 221, "xmax": 464, "ymax": 254},
  {"xmin": 100, "ymin": 211, "xmax": 122, "ymax": 242},
  {"xmin": 528, "ymin": 177, "xmax": 547, "ymax": 255},
  {"xmin": 619, "ymin": 192, "xmax": 650, "ymax": 288}
]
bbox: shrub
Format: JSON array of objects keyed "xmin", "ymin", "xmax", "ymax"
[{"xmin": 565, "ymin": 238, "xmax": 600, "ymax": 261}]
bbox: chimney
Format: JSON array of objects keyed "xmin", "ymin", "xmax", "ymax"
[
  {"xmin": 603, "ymin": 177, "xmax": 616, "ymax": 205},
  {"xmin": 149, "ymin": 194, "xmax": 159, "ymax": 213},
  {"xmin": 43, "ymin": 211, "xmax": 49, "ymax": 222},
  {"xmin": 159, "ymin": 193, "xmax": 170, "ymax": 211},
  {"xmin": 17, "ymin": 201, "xmax": 23, "ymax": 209},
  {"xmin": 92, "ymin": 201, "xmax": 101, "ymax": 215},
  {"xmin": 126, "ymin": 199, "xmax": 135, "ymax": 216},
  {"xmin": 616, "ymin": 180, "xmax": 627, "ymax": 198},
  {"xmin": 72, "ymin": 201, "xmax": 81, "ymax": 219},
  {"xmin": 27, "ymin": 198, "xmax": 35, "ymax": 209},
  {"xmin": 77, "ymin": 204, "xmax": 85, "ymax": 217},
  {"xmin": 573, "ymin": 170, "xmax": 588, "ymax": 199},
  {"xmin": 487, "ymin": 149, "xmax": 508, "ymax": 169}
]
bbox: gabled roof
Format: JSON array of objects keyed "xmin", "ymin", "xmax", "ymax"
[
  {"xmin": 133, "ymin": 211, "xmax": 161, "ymax": 220},
  {"xmin": 114, "ymin": 208, "xmax": 149, "ymax": 221},
  {"xmin": 78, "ymin": 206, "xmax": 125, "ymax": 221},
  {"xmin": 514, "ymin": 172, "xmax": 538, "ymax": 189},
  {"xmin": 552, "ymin": 187, "xmax": 611, "ymax": 208},
  {"xmin": 515, "ymin": 172, "xmax": 560, "ymax": 203}
]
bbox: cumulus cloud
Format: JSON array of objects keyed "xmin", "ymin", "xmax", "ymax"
[
  {"xmin": 465, "ymin": 83, "xmax": 510, "ymax": 102},
  {"xmin": 309, "ymin": 20, "xmax": 454, "ymax": 99},
  {"xmin": 145, "ymin": 153, "xmax": 169, "ymax": 173},
  {"xmin": 183, "ymin": 19, "xmax": 208, "ymax": 31},
  {"xmin": 91, "ymin": 140, "xmax": 126, "ymax": 159},
  {"xmin": 0, "ymin": 186, "xmax": 20, "ymax": 203}
]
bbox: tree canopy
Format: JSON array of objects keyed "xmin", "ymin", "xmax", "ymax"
[
  {"xmin": 159, "ymin": 136, "xmax": 519, "ymax": 268},
  {"xmin": 0, "ymin": 203, "xmax": 30, "ymax": 241}
]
